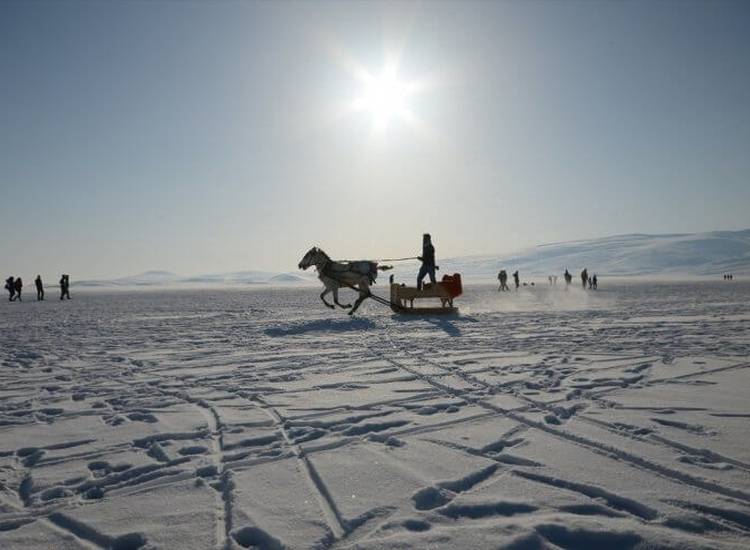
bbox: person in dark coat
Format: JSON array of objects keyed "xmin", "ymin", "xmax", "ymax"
[
  {"xmin": 417, "ymin": 234, "xmax": 437, "ymax": 290},
  {"xmin": 35, "ymin": 275, "xmax": 44, "ymax": 300},
  {"xmin": 513, "ymin": 270, "xmax": 520, "ymax": 290},
  {"xmin": 5, "ymin": 276, "xmax": 15, "ymax": 301},
  {"xmin": 60, "ymin": 274, "xmax": 71, "ymax": 300},
  {"xmin": 13, "ymin": 277, "xmax": 22, "ymax": 301},
  {"xmin": 581, "ymin": 268, "xmax": 588, "ymax": 289},
  {"xmin": 498, "ymin": 270, "xmax": 509, "ymax": 291}
]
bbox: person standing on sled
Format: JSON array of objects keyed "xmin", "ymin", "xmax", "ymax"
[{"xmin": 417, "ymin": 233, "xmax": 436, "ymax": 290}]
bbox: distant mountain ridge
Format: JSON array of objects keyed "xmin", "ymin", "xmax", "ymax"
[
  {"xmin": 76, "ymin": 229, "xmax": 749, "ymax": 287},
  {"xmin": 77, "ymin": 270, "xmax": 316, "ymax": 288}
]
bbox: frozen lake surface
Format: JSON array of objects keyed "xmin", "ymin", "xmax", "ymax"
[{"xmin": 1, "ymin": 281, "xmax": 749, "ymax": 549}]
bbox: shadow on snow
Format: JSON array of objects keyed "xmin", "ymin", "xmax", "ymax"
[{"xmin": 265, "ymin": 317, "xmax": 376, "ymax": 337}]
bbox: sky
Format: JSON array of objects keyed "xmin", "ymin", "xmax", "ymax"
[{"xmin": 1, "ymin": 0, "xmax": 748, "ymax": 279}]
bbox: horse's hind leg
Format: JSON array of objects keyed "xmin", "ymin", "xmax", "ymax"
[
  {"xmin": 348, "ymin": 287, "xmax": 370, "ymax": 316},
  {"xmin": 333, "ymin": 288, "xmax": 352, "ymax": 309},
  {"xmin": 348, "ymin": 295, "xmax": 365, "ymax": 315},
  {"xmin": 320, "ymin": 289, "xmax": 335, "ymax": 309}
]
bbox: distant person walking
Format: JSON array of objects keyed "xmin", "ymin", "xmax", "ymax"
[
  {"xmin": 513, "ymin": 270, "xmax": 520, "ymax": 290},
  {"xmin": 5, "ymin": 276, "xmax": 15, "ymax": 301},
  {"xmin": 417, "ymin": 234, "xmax": 437, "ymax": 290},
  {"xmin": 13, "ymin": 277, "xmax": 23, "ymax": 301},
  {"xmin": 564, "ymin": 269, "xmax": 572, "ymax": 287},
  {"xmin": 592, "ymin": 274, "xmax": 598, "ymax": 289},
  {"xmin": 581, "ymin": 268, "xmax": 588, "ymax": 289},
  {"xmin": 35, "ymin": 275, "xmax": 44, "ymax": 301},
  {"xmin": 60, "ymin": 274, "xmax": 71, "ymax": 300},
  {"xmin": 498, "ymin": 270, "xmax": 509, "ymax": 291}
]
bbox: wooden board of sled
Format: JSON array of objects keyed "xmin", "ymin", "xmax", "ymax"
[{"xmin": 389, "ymin": 273, "xmax": 463, "ymax": 315}]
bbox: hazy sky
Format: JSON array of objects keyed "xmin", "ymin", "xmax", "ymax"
[{"xmin": 1, "ymin": 0, "xmax": 748, "ymax": 278}]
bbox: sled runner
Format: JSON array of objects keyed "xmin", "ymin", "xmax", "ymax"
[{"xmin": 390, "ymin": 273, "xmax": 462, "ymax": 315}]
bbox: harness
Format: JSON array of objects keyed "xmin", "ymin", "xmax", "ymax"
[
  {"xmin": 319, "ymin": 258, "xmax": 404, "ymax": 311},
  {"xmin": 320, "ymin": 259, "xmax": 377, "ymax": 285}
]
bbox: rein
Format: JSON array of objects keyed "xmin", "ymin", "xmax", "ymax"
[{"xmin": 334, "ymin": 256, "xmax": 419, "ymax": 263}]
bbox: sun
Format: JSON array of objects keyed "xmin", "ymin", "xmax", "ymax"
[
  {"xmin": 325, "ymin": 42, "xmax": 435, "ymax": 137},
  {"xmin": 351, "ymin": 64, "xmax": 417, "ymax": 131}
]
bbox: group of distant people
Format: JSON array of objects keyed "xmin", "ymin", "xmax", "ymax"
[
  {"xmin": 723, "ymin": 274, "xmax": 734, "ymax": 280},
  {"xmin": 5, "ymin": 274, "xmax": 71, "ymax": 302},
  {"xmin": 580, "ymin": 268, "xmax": 598, "ymax": 289},
  {"xmin": 497, "ymin": 269, "xmax": 519, "ymax": 291},
  {"xmin": 498, "ymin": 268, "xmax": 598, "ymax": 291}
]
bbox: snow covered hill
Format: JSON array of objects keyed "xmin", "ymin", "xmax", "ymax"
[{"xmin": 443, "ymin": 229, "xmax": 750, "ymax": 279}]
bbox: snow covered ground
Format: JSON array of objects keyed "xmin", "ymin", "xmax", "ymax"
[{"xmin": 1, "ymin": 281, "xmax": 749, "ymax": 549}]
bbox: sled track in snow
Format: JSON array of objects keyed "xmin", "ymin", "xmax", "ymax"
[
  {"xmin": 192, "ymin": 400, "xmax": 231, "ymax": 550},
  {"xmin": 252, "ymin": 396, "xmax": 346, "ymax": 540},
  {"xmin": 374, "ymin": 325, "xmax": 750, "ymax": 509}
]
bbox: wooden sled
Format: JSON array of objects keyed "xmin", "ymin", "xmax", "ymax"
[{"xmin": 390, "ymin": 273, "xmax": 462, "ymax": 315}]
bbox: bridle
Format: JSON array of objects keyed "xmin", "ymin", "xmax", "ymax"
[{"xmin": 300, "ymin": 247, "xmax": 330, "ymax": 272}]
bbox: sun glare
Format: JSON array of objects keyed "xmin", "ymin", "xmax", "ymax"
[
  {"xmin": 326, "ymin": 41, "xmax": 435, "ymax": 137},
  {"xmin": 351, "ymin": 65, "xmax": 416, "ymax": 131}
]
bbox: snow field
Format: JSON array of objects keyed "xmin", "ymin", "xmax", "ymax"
[{"xmin": 1, "ymin": 282, "xmax": 749, "ymax": 549}]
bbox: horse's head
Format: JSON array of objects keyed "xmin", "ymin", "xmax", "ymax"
[{"xmin": 298, "ymin": 247, "xmax": 327, "ymax": 270}]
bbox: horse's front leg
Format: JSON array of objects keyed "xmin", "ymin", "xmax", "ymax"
[
  {"xmin": 333, "ymin": 287, "xmax": 352, "ymax": 309},
  {"xmin": 320, "ymin": 288, "xmax": 335, "ymax": 309}
]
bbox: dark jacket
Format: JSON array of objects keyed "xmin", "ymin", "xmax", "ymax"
[{"xmin": 422, "ymin": 243, "xmax": 435, "ymax": 267}]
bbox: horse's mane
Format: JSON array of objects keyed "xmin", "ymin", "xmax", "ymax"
[{"xmin": 314, "ymin": 247, "xmax": 330, "ymax": 261}]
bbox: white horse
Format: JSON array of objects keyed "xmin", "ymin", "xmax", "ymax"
[{"xmin": 298, "ymin": 247, "xmax": 386, "ymax": 315}]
